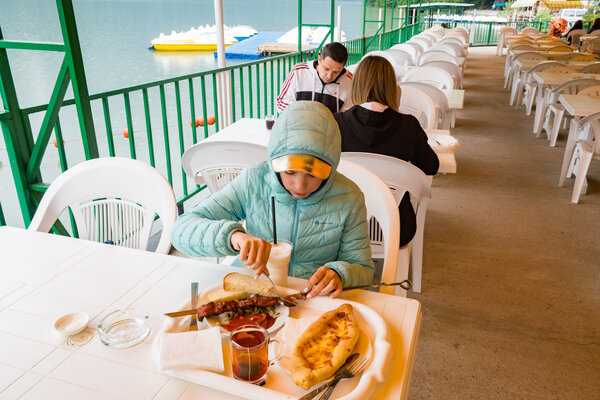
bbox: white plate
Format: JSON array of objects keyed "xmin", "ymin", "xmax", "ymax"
[{"xmin": 199, "ymin": 283, "xmax": 289, "ymax": 335}]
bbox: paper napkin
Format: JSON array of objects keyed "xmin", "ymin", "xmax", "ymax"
[{"xmin": 155, "ymin": 327, "xmax": 224, "ymax": 373}]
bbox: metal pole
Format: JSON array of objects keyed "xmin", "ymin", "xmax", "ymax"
[
  {"xmin": 213, "ymin": 0, "xmax": 231, "ymax": 127},
  {"xmin": 298, "ymin": 0, "xmax": 303, "ymax": 52},
  {"xmin": 335, "ymin": 5, "xmax": 342, "ymax": 42}
]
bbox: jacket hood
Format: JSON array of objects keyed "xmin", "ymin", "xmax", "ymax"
[
  {"xmin": 268, "ymin": 101, "xmax": 341, "ymax": 203},
  {"xmin": 336, "ymin": 105, "xmax": 399, "ymax": 147}
]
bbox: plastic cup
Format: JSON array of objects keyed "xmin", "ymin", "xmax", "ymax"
[
  {"xmin": 267, "ymin": 241, "xmax": 292, "ymax": 286},
  {"xmin": 230, "ymin": 324, "xmax": 282, "ymax": 384},
  {"xmin": 265, "ymin": 115, "xmax": 275, "ymax": 130}
]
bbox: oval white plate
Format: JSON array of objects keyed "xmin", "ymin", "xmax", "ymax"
[
  {"xmin": 199, "ymin": 283, "xmax": 289, "ymax": 335},
  {"xmin": 54, "ymin": 312, "xmax": 89, "ymax": 336}
]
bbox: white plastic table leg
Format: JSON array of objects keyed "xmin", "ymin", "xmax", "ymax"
[{"xmin": 559, "ymin": 121, "xmax": 578, "ymax": 187}]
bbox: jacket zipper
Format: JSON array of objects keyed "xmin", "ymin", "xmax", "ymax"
[{"xmin": 289, "ymin": 200, "xmax": 300, "ymax": 268}]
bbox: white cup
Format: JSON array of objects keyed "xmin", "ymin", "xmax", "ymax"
[{"xmin": 267, "ymin": 241, "xmax": 292, "ymax": 286}]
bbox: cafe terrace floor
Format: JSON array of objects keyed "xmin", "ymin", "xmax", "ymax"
[
  {"xmin": 404, "ymin": 46, "xmax": 599, "ymax": 400},
  {"xmin": 171, "ymin": 46, "xmax": 600, "ymax": 399}
]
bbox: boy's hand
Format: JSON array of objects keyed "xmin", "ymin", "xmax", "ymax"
[
  {"xmin": 303, "ymin": 266, "xmax": 343, "ymax": 298},
  {"xmin": 230, "ymin": 232, "xmax": 272, "ymax": 277}
]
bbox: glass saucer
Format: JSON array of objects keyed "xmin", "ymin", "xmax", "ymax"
[{"xmin": 98, "ymin": 308, "xmax": 150, "ymax": 349}]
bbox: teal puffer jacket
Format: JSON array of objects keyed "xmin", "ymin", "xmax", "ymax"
[{"xmin": 171, "ymin": 102, "xmax": 374, "ymax": 287}]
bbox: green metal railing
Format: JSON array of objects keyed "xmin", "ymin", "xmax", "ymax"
[{"xmin": 0, "ymin": 1, "xmax": 412, "ymax": 230}]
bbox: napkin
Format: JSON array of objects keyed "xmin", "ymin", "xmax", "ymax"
[
  {"xmin": 276, "ymin": 316, "xmax": 318, "ymax": 371},
  {"xmin": 155, "ymin": 327, "xmax": 225, "ymax": 373}
]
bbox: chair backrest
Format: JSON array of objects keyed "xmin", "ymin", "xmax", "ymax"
[
  {"xmin": 341, "ymin": 153, "xmax": 432, "ymax": 296},
  {"xmin": 576, "ymin": 111, "xmax": 600, "ymax": 155},
  {"xmin": 402, "ymin": 65, "xmax": 455, "ymax": 90},
  {"xmin": 549, "ymin": 79, "xmax": 600, "ymax": 103},
  {"xmin": 512, "ymin": 44, "xmax": 535, "ymax": 51},
  {"xmin": 520, "ymin": 27, "xmax": 539, "ymax": 35},
  {"xmin": 499, "ymin": 27, "xmax": 518, "ymax": 36},
  {"xmin": 429, "ymin": 43, "xmax": 463, "ymax": 57},
  {"xmin": 578, "ymin": 85, "xmax": 600, "ymax": 97},
  {"xmin": 513, "ymin": 51, "xmax": 547, "ymax": 63},
  {"xmin": 397, "ymin": 84, "xmax": 438, "ymax": 129},
  {"xmin": 181, "ymin": 140, "xmax": 268, "ymax": 193},
  {"xmin": 28, "ymin": 157, "xmax": 178, "ymax": 254},
  {"xmin": 557, "ymin": 53, "xmax": 595, "ymax": 62},
  {"xmin": 409, "ymin": 37, "xmax": 432, "ymax": 51},
  {"xmin": 413, "ymin": 35, "xmax": 434, "ymax": 46},
  {"xmin": 580, "ymin": 62, "xmax": 600, "ymax": 73},
  {"xmin": 547, "ymin": 45, "xmax": 573, "ymax": 53},
  {"xmin": 361, "ymin": 50, "xmax": 403, "ymax": 81},
  {"xmin": 418, "ymin": 50, "xmax": 460, "ymax": 66},
  {"xmin": 399, "ymin": 81, "xmax": 451, "ymax": 129},
  {"xmin": 526, "ymin": 62, "xmax": 573, "ymax": 82},
  {"xmin": 448, "ymin": 27, "xmax": 469, "ymax": 39},
  {"xmin": 567, "ymin": 29, "xmax": 587, "ymax": 46},
  {"xmin": 444, "ymin": 33, "xmax": 468, "ymax": 44},
  {"xmin": 386, "ymin": 49, "xmax": 414, "ymax": 66},
  {"xmin": 402, "ymin": 42, "xmax": 424, "ymax": 59},
  {"xmin": 336, "ymin": 160, "xmax": 401, "ymax": 295},
  {"xmin": 419, "ymin": 32, "xmax": 438, "ymax": 43},
  {"xmin": 420, "ymin": 60, "xmax": 462, "ymax": 89},
  {"xmin": 391, "ymin": 43, "xmax": 419, "ymax": 64},
  {"xmin": 440, "ymin": 37, "xmax": 466, "ymax": 48}
]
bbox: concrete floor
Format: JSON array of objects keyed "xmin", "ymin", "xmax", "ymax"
[{"xmin": 406, "ymin": 46, "xmax": 600, "ymax": 400}]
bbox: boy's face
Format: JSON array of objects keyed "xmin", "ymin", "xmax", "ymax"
[{"xmin": 280, "ymin": 170, "xmax": 324, "ymax": 199}]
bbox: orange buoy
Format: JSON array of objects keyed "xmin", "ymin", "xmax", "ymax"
[
  {"xmin": 190, "ymin": 118, "xmax": 202, "ymax": 128},
  {"xmin": 206, "ymin": 115, "xmax": 216, "ymax": 125},
  {"xmin": 123, "ymin": 128, "xmax": 129, "ymax": 138},
  {"xmin": 52, "ymin": 138, "xmax": 64, "ymax": 148}
]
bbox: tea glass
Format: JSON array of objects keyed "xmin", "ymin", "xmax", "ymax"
[
  {"xmin": 230, "ymin": 324, "xmax": 283, "ymax": 384},
  {"xmin": 265, "ymin": 115, "xmax": 275, "ymax": 130}
]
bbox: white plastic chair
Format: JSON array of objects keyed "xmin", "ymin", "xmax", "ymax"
[
  {"xmin": 566, "ymin": 29, "xmax": 587, "ymax": 47},
  {"xmin": 397, "ymin": 84, "xmax": 438, "ymax": 130},
  {"xmin": 504, "ymin": 51, "xmax": 547, "ymax": 91},
  {"xmin": 421, "ymin": 60, "xmax": 463, "ymax": 89},
  {"xmin": 341, "ymin": 153, "xmax": 432, "ymax": 293},
  {"xmin": 537, "ymin": 81, "xmax": 600, "ymax": 145},
  {"xmin": 391, "ymin": 43, "xmax": 420, "ymax": 65},
  {"xmin": 511, "ymin": 63, "xmax": 574, "ymax": 112},
  {"xmin": 440, "ymin": 37, "xmax": 467, "ymax": 49},
  {"xmin": 181, "ymin": 140, "xmax": 268, "ymax": 193},
  {"xmin": 419, "ymin": 32, "xmax": 438, "ymax": 44},
  {"xmin": 28, "ymin": 157, "xmax": 177, "ymax": 254},
  {"xmin": 547, "ymin": 45, "xmax": 573, "ymax": 53},
  {"xmin": 448, "ymin": 27, "xmax": 469, "ymax": 40},
  {"xmin": 569, "ymin": 112, "xmax": 600, "ymax": 203},
  {"xmin": 399, "ymin": 82, "xmax": 451, "ymax": 129},
  {"xmin": 336, "ymin": 160, "xmax": 401, "ymax": 296},
  {"xmin": 418, "ymin": 50, "xmax": 461, "ymax": 67},
  {"xmin": 557, "ymin": 53, "xmax": 597, "ymax": 62},
  {"xmin": 429, "ymin": 43, "xmax": 463, "ymax": 58},
  {"xmin": 361, "ymin": 51, "xmax": 403, "ymax": 82},
  {"xmin": 409, "ymin": 37, "xmax": 432, "ymax": 51},
  {"xmin": 402, "ymin": 65, "xmax": 455, "ymax": 91},
  {"xmin": 386, "ymin": 49, "xmax": 414, "ymax": 67},
  {"xmin": 580, "ymin": 63, "xmax": 600, "ymax": 73},
  {"xmin": 520, "ymin": 27, "xmax": 539, "ymax": 35},
  {"xmin": 497, "ymin": 27, "xmax": 518, "ymax": 55}
]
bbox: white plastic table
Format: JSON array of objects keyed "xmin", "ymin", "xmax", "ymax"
[
  {"xmin": 557, "ymin": 94, "xmax": 600, "ymax": 187},
  {"xmin": 205, "ymin": 118, "xmax": 458, "ymax": 173},
  {"xmin": 0, "ymin": 227, "xmax": 422, "ymax": 400}
]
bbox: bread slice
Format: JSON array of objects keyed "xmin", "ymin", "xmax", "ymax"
[
  {"xmin": 291, "ymin": 304, "xmax": 359, "ymax": 390},
  {"xmin": 206, "ymin": 288, "xmax": 250, "ymax": 302},
  {"xmin": 223, "ymin": 272, "xmax": 274, "ymax": 297}
]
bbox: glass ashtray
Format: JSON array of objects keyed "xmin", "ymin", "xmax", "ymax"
[{"xmin": 98, "ymin": 308, "xmax": 150, "ymax": 349}]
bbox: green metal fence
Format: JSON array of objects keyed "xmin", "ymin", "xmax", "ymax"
[{"xmin": 0, "ymin": 4, "xmax": 413, "ymax": 231}]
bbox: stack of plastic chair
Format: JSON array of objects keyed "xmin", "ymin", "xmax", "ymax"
[
  {"xmin": 567, "ymin": 112, "xmax": 600, "ymax": 203},
  {"xmin": 504, "ymin": 51, "xmax": 546, "ymax": 91},
  {"xmin": 429, "ymin": 43, "xmax": 463, "ymax": 58},
  {"xmin": 28, "ymin": 157, "xmax": 178, "ymax": 254},
  {"xmin": 399, "ymin": 82, "xmax": 451, "ymax": 129},
  {"xmin": 540, "ymin": 84, "xmax": 600, "ymax": 146},
  {"xmin": 418, "ymin": 50, "xmax": 461, "ymax": 67},
  {"xmin": 361, "ymin": 51, "xmax": 404, "ymax": 83},
  {"xmin": 421, "ymin": 60, "xmax": 463, "ymax": 89},
  {"xmin": 497, "ymin": 26, "xmax": 518, "ymax": 56},
  {"xmin": 402, "ymin": 65, "xmax": 455, "ymax": 91},
  {"xmin": 397, "ymin": 84, "xmax": 438, "ymax": 130},
  {"xmin": 335, "ymin": 160, "xmax": 402, "ymax": 296},
  {"xmin": 340, "ymin": 153, "xmax": 432, "ymax": 294},
  {"xmin": 181, "ymin": 140, "xmax": 268, "ymax": 192},
  {"xmin": 512, "ymin": 63, "xmax": 575, "ymax": 113},
  {"xmin": 409, "ymin": 37, "xmax": 432, "ymax": 51},
  {"xmin": 386, "ymin": 49, "xmax": 414, "ymax": 67},
  {"xmin": 580, "ymin": 63, "xmax": 600, "ymax": 73},
  {"xmin": 391, "ymin": 43, "xmax": 420, "ymax": 65},
  {"xmin": 533, "ymin": 79, "xmax": 599, "ymax": 137}
]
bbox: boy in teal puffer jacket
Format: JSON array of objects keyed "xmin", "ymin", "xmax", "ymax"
[{"xmin": 171, "ymin": 101, "xmax": 374, "ymax": 298}]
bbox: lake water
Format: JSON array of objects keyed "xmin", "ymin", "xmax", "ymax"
[{"xmin": 0, "ymin": 0, "xmax": 388, "ymax": 226}]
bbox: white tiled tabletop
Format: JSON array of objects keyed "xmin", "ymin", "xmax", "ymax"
[{"xmin": 0, "ymin": 227, "xmax": 422, "ymax": 400}]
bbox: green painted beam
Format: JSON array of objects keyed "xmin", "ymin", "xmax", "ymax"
[{"xmin": 0, "ymin": 40, "xmax": 65, "ymax": 52}]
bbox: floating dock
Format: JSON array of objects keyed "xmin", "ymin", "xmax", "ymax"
[{"xmin": 215, "ymin": 32, "xmax": 285, "ymax": 59}]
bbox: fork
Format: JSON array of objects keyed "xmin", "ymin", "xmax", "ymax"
[
  {"xmin": 317, "ymin": 356, "xmax": 369, "ymax": 400},
  {"xmin": 189, "ymin": 282, "xmax": 198, "ymax": 331},
  {"xmin": 261, "ymin": 272, "xmax": 298, "ymax": 306}
]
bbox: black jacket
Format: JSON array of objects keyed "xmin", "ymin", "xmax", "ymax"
[{"xmin": 334, "ymin": 105, "xmax": 439, "ymax": 246}]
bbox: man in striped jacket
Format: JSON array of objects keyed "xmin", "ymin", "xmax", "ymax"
[{"xmin": 276, "ymin": 42, "xmax": 353, "ymax": 114}]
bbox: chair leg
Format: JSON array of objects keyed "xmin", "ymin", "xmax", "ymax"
[
  {"xmin": 525, "ymin": 86, "xmax": 537, "ymax": 115},
  {"xmin": 571, "ymin": 148, "xmax": 593, "ymax": 203},
  {"xmin": 510, "ymin": 78, "xmax": 521, "ymax": 106},
  {"xmin": 549, "ymin": 108, "xmax": 565, "ymax": 145},
  {"xmin": 396, "ymin": 244, "xmax": 412, "ymax": 296}
]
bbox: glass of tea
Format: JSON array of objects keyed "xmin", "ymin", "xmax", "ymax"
[
  {"xmin": 265, "ymin": 115, "xmax": 275, "ymax": 130},
  {"xmin": 230, "ymin": 324, "xmax": 282, "ymax": 384}
]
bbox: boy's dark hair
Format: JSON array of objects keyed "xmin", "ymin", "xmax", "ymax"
[{"xmin": 320, "ymin": 42, "xmax": 348, "ymax": 64}]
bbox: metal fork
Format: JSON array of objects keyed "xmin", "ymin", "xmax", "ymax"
[
  {"xmin": 261, "ymin": 272, "xmax": 298, "ymax": 306},
  {"xmin": 317, "ymin": 356, "xmax": 369, "ymax": 400},
  {"xmin": 189, "ymin": 282, "xmax": 198, "ymax": 331}
]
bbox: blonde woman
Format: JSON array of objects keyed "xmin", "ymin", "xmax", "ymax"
[{"xmin": 334, "ymin": 55, "xmax": 439, "ymax": 247}]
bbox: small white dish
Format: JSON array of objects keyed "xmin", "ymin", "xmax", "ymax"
[{"xmin": 54, "ymin": 312, "xmax": 90, "ymax": 336}]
